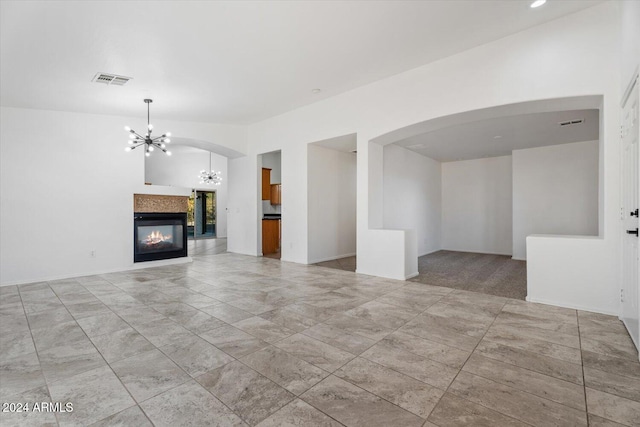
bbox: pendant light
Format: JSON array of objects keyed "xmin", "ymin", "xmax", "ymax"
[
  {"xmin": 124, "ymin": 99, "xmax": 171, "ymax": 156},
  {"xmin": 199, "ymin": 152, "xmax": 222, "ymax": 185}
]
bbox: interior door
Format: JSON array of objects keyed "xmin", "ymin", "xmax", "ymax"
[{"xmin": 622, "ymin": 75, "xmax": 639, "ymax": 351}]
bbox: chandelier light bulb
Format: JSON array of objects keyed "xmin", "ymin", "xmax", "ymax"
[
  {"xmin": 125, "ymin": 147, "xmax": 132, "ymax": 152},
  {"xmin": 166, "ymin": 132, "xmax": 171, "ymax": 137},
  {"xmin": 124, "ymin": 126, "xmax": 131, "ymax": 131},
  {"xmin": 164, "ymin": 138, "xmax": 171, "ymax": 143},
  {"xmin": 148, "ymin": 124, "xmax": 153, "ymax": 130},
  {"xmin": 145, "ymin": 151, "xmax": 150, "ymax": 157},
  {"xmin": 166, "ymin": 151, "xmax": 172, "ymax": 156}
]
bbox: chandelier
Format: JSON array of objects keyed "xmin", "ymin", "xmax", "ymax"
[
  {"xmin": 124, "ymin": 99, "xmax": 171, "ymax": 156},
  {"xmin": 199, "ymin": 152, "xmax": 222, "ymax": 185}
]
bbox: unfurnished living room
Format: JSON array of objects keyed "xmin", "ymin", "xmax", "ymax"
[{"xmin": 1, "ymin": 1, "xmax": 639, "ymax": 426}]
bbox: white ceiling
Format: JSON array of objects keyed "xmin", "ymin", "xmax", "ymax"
[
  {"xmin": 394, "ymin": 109, "xmax": 599, "ymax": 162},
  {"xmin": 1, "ymin": 1, "xmax": 603, "ymax": 125}
]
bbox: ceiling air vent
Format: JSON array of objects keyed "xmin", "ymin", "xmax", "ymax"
[
  {"xmin": 92, "ymin": 72, "xmax": 132, "ymax": 86},
  {"xmin": 559, "ymin": 119, "xmax": 584, "ymax": 127}
]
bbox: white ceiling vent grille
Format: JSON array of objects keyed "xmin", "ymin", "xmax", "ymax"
[
  {"xmin": 558, "ymin": 119, "xmax": 584, "ymax": 127},
  {"xmin": 92, "ymin": 73, "xmax": 132, "ymax": 86}
]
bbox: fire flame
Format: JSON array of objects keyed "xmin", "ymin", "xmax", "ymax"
[{"xmin": 145, "ymin": 230, "xmax": 172, "ymax": 245}]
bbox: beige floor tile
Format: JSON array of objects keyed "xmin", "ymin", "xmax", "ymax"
[
  {"xmin": 399, "ymin": 315, "xmax": 480, "ymax": 352},
  {"xmin": 0, "ymin": 386, "xmax": 57, "ymax": 427},
  {"xmin": 582, "ymin": 350, "xmax": 640, "ymax": 380},
  {"xmin": 0, "ymin": 352, "xmax": 46, "ymax": 400},
  {"xmin": 199, "ymin": 324, "xmax": 269, "ymax": 358},
  {"xmin": 482, "ymin": 327, "xmax": 581, "ymax": 364},
  {"xmin": 584, "ymin": 367, "xmax": 640, "ymax": 402},
  {"xmin": 49, "ymin": 366, "xmax": 135, "ymax": 426},
  {"xmin": 427, "ymin": 393, "xmax": 528, "ymax": 427},
  {"xmin": 140, "ymin": 380, "xmax": 246, "ymax": 427},
  {"xmin": 302, "ymin": 323, "xmax": 376, "ymax": 355},
  {"xmin": 273, "ymin": 333, "xmax": 355, "ymax": 372},
  {"xmin": 89, "ymin": 326, "xmax": 155, "ymax": 363},
  {"xmin": 335, "ymin": 357, "xmax": 443, "ymax": 418},
  {"xmin": 241, "ymin": 346, "xmax": 328, "ymax": 395},
  {"xmin": 462, "ymin": 353, "xmax": 586, "ymax": 410},
  {"xmin": 233, "ymin": 316, "xmax": 296, "ymax": 343},
  {"xmin": 475, "ymin": 340, "xmax": 584, "ymax": 384},
  {"xmin": 110, "ymin": 349, "xmax": 190, "ymax": 403},
  {"xmin": 200, "ymin": 302, "xmax": 254, "ymax": 323},
  {"xmin": 344, "ymin": 300, "xmax": 419, "ymax": 329},
  {"xmin": 255, "ymin": 399, "xmax": 341, "ymax": 427},
  {"xmin": 586, "ymin": 387, "xmax": 640, "ymax": 426},
  {"xmin": 301, "ymin": 375, "xmax": 424, "ymax": 427},
  {"xmin": 360, "ymin": 341, "xmax": 458, "ymax": 389},
  {"xmin": 381, "ymin": 330, "xmax": 470, "ymax": 369},
  {"xmin": 323, "ymin": 313, "xmax": 393, "ymax": 341},
  {"xmin": 448, "ymin": 371, "xmax": 587, "ymax": 426},
  {"xmin": 90, "ymin": 405, "xmax": 152, "ymax": 426},
  {"xmin": 160, "ymin": 334, "xmax": 234, "ymax": 378},
  {"xmin": 197, "ymin": 360, "xmax": 295, "ymax": 425}
]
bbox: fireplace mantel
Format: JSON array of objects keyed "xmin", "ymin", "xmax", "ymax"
[{"xmin": 134, "ymin": 185, "xmax": 192, "ymax": 197}]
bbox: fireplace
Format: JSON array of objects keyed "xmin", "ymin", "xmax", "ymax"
[{"xmin": 134, "ymin": 212, "xmax": 187, "ymax": 262}]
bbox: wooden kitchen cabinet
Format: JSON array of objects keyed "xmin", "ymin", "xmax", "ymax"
[
  {"xmin": 261, "ymin": 168, "xmax": 271, "ymax": 200},
  {"xmin": 262, "ymin": 219, "xmax": 280, "ymax": 255},
  {"xmin": 270, "ymin": 184, "xmax": 281, "ymax": 205}
]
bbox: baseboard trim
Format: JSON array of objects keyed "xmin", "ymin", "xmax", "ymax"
[
  {"xmin": 418, "ymin": 249, "xmax": 441, "ymax": 257},
  {"xmin": 511, "ymin": 257, "xmax": 526, "ymax": 261},
  {"xmin": 0, "ymin": 257, "xmax": 193, "ymax": 287},
  {"xmin": 308, "ymin": 253, "xmax": 357, "ymax": 264},
  {"xmin": 405, "ymin": 271, "xmax": 419, "ymax": 280},
  {"xmin": 441, "ymin": 248, "xmax": 513, "ymax": 257},
  {"xmin": 525, "ymin": 296, "xmax": 619, "ymax": 317}
]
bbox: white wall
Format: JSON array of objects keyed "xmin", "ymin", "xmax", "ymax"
[
  {"xmin": 0, "ymin": 107, "xmax": 245, "ymax": 285},
  {"xmin": 383, "ymin": 144, "xmax": 441, "ymax": 256},
  {"xmin": 229, "ymin": 2, "xmax": 621, "ymax": 312},
  {"xmin": 513, "ymin": 140, "xmax": 599, "ymax": 260},
  {"xmin": 441, "ymin": 156, "xmax": 513, "ymax": 255},
  {"xmin": 145, "ymin": 149, "xmax": 228, "ymax": 237},
  {"xmin": 307, "ymin": 145, "xmax": 357, "ymax": 263}
]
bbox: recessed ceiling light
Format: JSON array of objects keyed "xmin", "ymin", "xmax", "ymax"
[
  {"xmin": 493, "ymin": 135, "xmax": 502, "ymax": 139},
  {"xmin": 312, "ymin": 88, "xmax": 322, "ymax": 94},
  {"xmin": 530, "ymin": 0, "xmax": 546, "ymax": 8}
]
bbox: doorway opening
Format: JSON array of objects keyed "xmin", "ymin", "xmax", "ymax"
[
  {"xmin": 260, "ymin": 150, "xmax": 282, "ymax": 260},
  {"xmin": 376, "ymin": 97, "xmax": 602, "ymax": 300},
  {"xmin": 188, "ymin": 190, "xmax": 217, "ymax": 239}
]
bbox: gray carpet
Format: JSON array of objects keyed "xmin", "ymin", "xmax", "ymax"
[
  {"xmin": 316, "ymin": 251, "xmax": 527, "ymax": 300},
  {"xmin": 411, "ymin": 250, "xmax": 527, "ymax": 300}
]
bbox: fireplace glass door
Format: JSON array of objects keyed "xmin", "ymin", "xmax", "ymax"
[{"xmin": 134, "ymin": 213, "xmax": 187, "ymax": 262}]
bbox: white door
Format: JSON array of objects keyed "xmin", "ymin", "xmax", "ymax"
[{"xmin": 622, "ymin": 74, "xmax": 639, "ymax": 351}]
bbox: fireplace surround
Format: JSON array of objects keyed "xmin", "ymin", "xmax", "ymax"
[{"xmin": 134, "ymin": 212, "xmax": 187, "ymax": 262}]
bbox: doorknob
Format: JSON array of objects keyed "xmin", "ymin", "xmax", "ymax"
[{"xmin": 627, "ymin": 228, "xmax": 639, "ymax": 236}]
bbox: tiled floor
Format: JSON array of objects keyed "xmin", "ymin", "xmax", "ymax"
[
  {"xmin": 313, "ymin": 256, "xmax": 356, "ymax": 272},
  {"xmin": 1, "ymin": 247, "xmax": 639, "ymax": 426}
]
